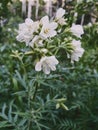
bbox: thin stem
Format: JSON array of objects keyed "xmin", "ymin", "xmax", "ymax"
[
  {"xmin": 27, "ymin": 77, "xmax": 39, "ymax": 130},
  {"xmin": 19, "ymin": 59, "xmax": 31, "ymax": 130},
  {"xmin": 27, "ymin": 81, "xmax": 39, "ymax": 129},
  {"xmin": 20, "ymin": 59, "xmax": 27, "ymax": 80}
]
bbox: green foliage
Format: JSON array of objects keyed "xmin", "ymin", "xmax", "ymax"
[
  {"xmin": 57, "ymin": 119, "xmax": 77, "ymax": 130},
  {"xmin": 0, "ymin": 0, "xmax": 12, "ymax": 17}
]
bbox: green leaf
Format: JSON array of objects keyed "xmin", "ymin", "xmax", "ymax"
[{"xmin": 0, "ymin": 121, "xmax": 12, "ymax": 128}]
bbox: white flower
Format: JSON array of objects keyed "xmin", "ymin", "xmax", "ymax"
[
  {"xmin": 87, "ymin": 0, "xmax": 93, "ymax": 2},
  {"xmin": 77, "ymin": 0, "xmax": 83, "ymax": 4},
  {"xmin": 56, "ymin": 8, "xmax": 65, "ymax": 19},
  {"xmin": 35, "ymin": 56, "xmax": 59, "ymax": 74},
  {"xmin": 29, "ymin": 35, "xmax": 43, "ymax": 48},
  {"xmin": 70, "ymin": 24, "xmax": 84, "ymax": 38},
  {"xmin": 16, "ymin": 18, "xmax": 33, "ymax": 45},
  {"xmin": 55, "ymin": 8, "xmax": 66, "ymax": 25},
  {"xmin": 31, "ymin": 21, "xmax": 40, "ymax": 33},
  {"xmin": 70, "ymin": 40, "xmax": 84, "ymax": 63},
  {"xmin": 40, "ymin": 16, "xmax": 58, "ymax": 39},
  {"xmin": 57, "ymin": 18, "xmax": 66, "ymax": 26},
  {"xmin": 16, "ymin": 18, "xmax": 39, "ymax": 46}
]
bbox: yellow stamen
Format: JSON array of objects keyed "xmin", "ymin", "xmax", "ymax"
[{"xmin": 44, "ymin": 28, "xmax": 50, "ymax": 34}]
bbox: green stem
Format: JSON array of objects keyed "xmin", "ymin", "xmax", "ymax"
[
  {"xmin": 27, "ymin": 78, "xmax": 39, "ymax": 130},
  {"xmin": 20, "ymin": 59, "xmax": 27, "ymax": 80},
  {"xmin": 19, "ymin": 59, "xmax": 31, "ymax": 130}
]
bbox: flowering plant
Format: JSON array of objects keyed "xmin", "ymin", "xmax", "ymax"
[
  {"xmin": 16, "ymin": 8, "xmax": 84, "ymax": 74},
  {"xmin": 2, "ymin": 1, "xmax": 98, "ymax": 129}
]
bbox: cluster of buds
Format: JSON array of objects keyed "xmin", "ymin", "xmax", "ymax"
[{"xmin": 16, "ymin": 8, "xmax": 84, "ymax": 74}]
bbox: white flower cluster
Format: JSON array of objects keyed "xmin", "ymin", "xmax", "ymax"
[
  {"xmin": 68, "ymin": 40, "xmax": 84, "ymax": 63},
  {"xmin": 16, "ymin": 8, "xmax": 84, "ymax": 74}
]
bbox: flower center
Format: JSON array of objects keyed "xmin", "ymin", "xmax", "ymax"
[{"xmin": 44, "ymin": 28, "xmax": 50, "ymax": 34}]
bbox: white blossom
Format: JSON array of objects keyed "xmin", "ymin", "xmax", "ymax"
[
  {"xmin": 16, "ymin": 18, "xmax": 33, "ymax": 45},
  {"xmin": 87, "ymin": 0, "xmax": 93, "ymax": 2},
  {"xmin": 16, "ymin": 18, "xmax": 39, "ymax": 46},
  {"xmin": 70, "ymin": 24, "xmax": 84, "ymax": 38},
  {"xmin": 35, "ymin": 56, "xmax": 59, "ymax": 74},
  {"xmin": 40, "ymin": 16, "xmax": 58, "ymax": 39},
  {"xmin": 70, "ymin": 40, "xmax": 84, "ymax": 63},
  {"xmin": 77, "ymin": 0, "xmax": 83, "ymax": 4},
  {"xmin": 29, "ymin": 35, "xmax": 43, "ymax": 48},
  {"xmin": 56, "ymin": 8, "xmax": 65, "ymax": 20},
  {"xmin": 55, "ymin": 8, "xmax": 66, "ymax": 25}
]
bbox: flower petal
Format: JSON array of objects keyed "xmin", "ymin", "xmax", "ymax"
[
  {"xmin": 49, "ymin": 30, "xmax": 57, "ymax": 37},
  {"xmin": 70, "ymin": 24, "xmax": 84, "ymax": 38},
  {"xmin": 70, "ymin": 40, "xmax": 84, "ymax": 63},
  {"xmin": 40, "ymin": 16, "xmax": 49, "ymax": 25},
  {"xmin": 49, "ymin": 22, "xmax": 58, "ymax": 30},
  {"xmin": 25, "ymin": 18, "xmax": 33, "ymax": 26},
  {"xmin": 43, "ymin": 64, "xmax": 50, "ymax": 74},
  {"xmin": 35, "ymin": 61, "xmax": 42, "ymax": 71},
  {"xmin": 56, "ymin": 8, "xmax": 65, "ymax": 19},
  {"xmin": 49, "ymin": 56, "xmax": 59, "ymax": 65}
]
